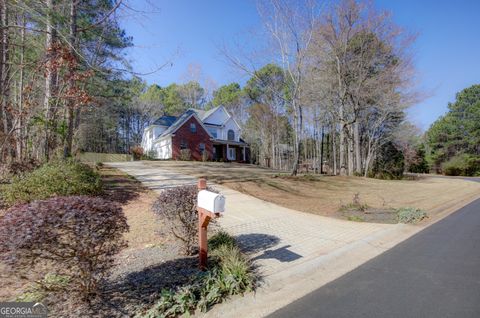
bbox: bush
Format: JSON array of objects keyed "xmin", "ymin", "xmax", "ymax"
[
  {"xmin": 201, "ymin": 151, "xmax": 210, "ymax": 162},
  {"xmin": 370, "ymin": 141, "xmax": 405, "ymax": 180},
  {"xmin": 0, "ymin": 196, "xmax": 128, "ymax": 300},
  {"xmin": 442, "ymin": 154, "xmax": 480, "ymax": 176},
  {"xmin": 131, "ymin": 146, "xmax": 144, "ymax": 160},
  {"xmin": 340, "ymin": 193, "xmax": 369, "ymax": 212},
  {"xmin": 143, "ymin": 149, "xmax": 158, "ymax": 160},
  {"xmin": 16, "ymin": 273, "xmax": 70, "ymax": 302},
  {"xmin": 139, "ymin": 232, "xmax": 254, "ymax": 317},
  {"xmin": 208, "ymin": 230, "xmax": 236, "ymax": 251},
  {"xmin": 0, "ymin": 158, "xmax": 40, "ymax": 183},
  {"xmin": 0, "ymin": 160, "xmax": 102, "ymax": 207},
  {"xmin": 396, "ymin": 207, "xmax": 427, "ymax": 224},
  {"xmin": 179, "ymin": 149, "xmax": 192, "ymax": 161},
  {"xmin": 152, "ymin": 185, "xmax": 217, "ymax": 255}
]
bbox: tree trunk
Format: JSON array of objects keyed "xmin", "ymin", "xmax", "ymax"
[
  {"xmin": 16, "ymin": 12, "xmax": 25, "ymax": 160},
  {"xmin": 64, "ymin": 0, "xmax": 78, "ymax": 158},
  {"xmin": 43, "ymin": 0, "xmax": 56, "ymax": 160},
  {"xmin": 0, "ymin": 0, "xmax": 11, "ymax": 162},
  {"xmin": 320, "ymin": 125, "xmax": 324, "ymax": 174},
  {"xmin": 347, "ymin": 131, "xmax": 354, "ymax": 176},
  {"xmin": 339, "ymin": 121, "xmax": 346, "ymax": 175},
  {"xmin": 291, "ymin": 103, "xmax": 302, "ymax": 176},
  {"xmin": 354, "ymin": 121, "xmax": 361, "ymax": 175}
]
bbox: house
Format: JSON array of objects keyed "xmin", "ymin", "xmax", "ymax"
[{"xmin": 141, "ymin": 106, "xmax": 249, "ymax": 162}]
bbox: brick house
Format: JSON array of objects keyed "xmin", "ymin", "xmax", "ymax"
[{"xmin": 141, "ymin": 106, "xmax": 249, "ymax": 162}]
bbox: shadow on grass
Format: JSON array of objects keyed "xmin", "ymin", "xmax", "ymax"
[
  {"xmin": 100, "ymin": 167, "xmax": 142, "ymax": 204},
  {"xmin": 95, "ymin": 257, "xmax": 199, "ymax": 317}
]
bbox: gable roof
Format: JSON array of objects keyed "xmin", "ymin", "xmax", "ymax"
[
  {"xmin": 189, "ymin": 106, "xmax": 220, "ymax": 121},
  {"xmin": 153, "ymin": 115, "xmax": 177, "ymax": 126},
  {"xmin": 152, "ymin": 109, "xmax": 213, "ymax": 140}
]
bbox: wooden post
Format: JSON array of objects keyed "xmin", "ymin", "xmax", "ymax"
[{"xmin": 197, "ymin": 178, "xmax": 209, "ymax": 270}]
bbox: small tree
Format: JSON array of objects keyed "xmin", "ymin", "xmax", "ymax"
[
  {"xmin": 0, "ymin": 196, "xmax": 129, "ymax": 301},
  {"xmin": 131, "ymin": 146, "xmax": 144, "ymax": 160},
  {"xmin": 152, "ymin": 185, "xmax": 217, "ymax": 255}
]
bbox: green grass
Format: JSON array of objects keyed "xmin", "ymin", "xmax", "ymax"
[{"xmin": 347, "ymin": 215, "xmax": 365, "ymax": 222}]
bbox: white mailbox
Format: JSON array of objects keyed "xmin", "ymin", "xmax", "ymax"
[{"xmin": 197, "ymin": 190, "xmax": 225, "ymax": 214}]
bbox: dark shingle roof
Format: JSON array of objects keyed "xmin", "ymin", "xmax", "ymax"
[
  {"xmin": 153, "ymin": 115, "xmax": 177, "ymax": 127},
  {"xmin": 159, "ymin": 109, "xmax": 198, "ymax": 137}
]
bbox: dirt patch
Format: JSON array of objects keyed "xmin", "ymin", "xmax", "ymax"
[{"xmin": 336, "ymin": 207, "xmax": 398, "ymax": 224}]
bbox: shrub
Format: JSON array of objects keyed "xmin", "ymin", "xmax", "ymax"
[
  {"xmin": 179, "ymin": 149, "xmax": 192, "ymax": 161},
  {"xmin": 347, "ymin": 215, "xmax": 364, "ymax": 222},
  {"xmin": 131, "ymin": 146, "xmax": 144, "ymax": 160},
  {"xmin": 0, "ymin": 196, "xmax": 128, "ymax": 300},
  {"xmin": 396, "ymin": 207, "xmax": 427, "ymax": 224},
  {"xmin": 152, "ymin": 185, "xmax": 217, "ymax": 255},
  {"xmin": 143, "ymin": 149, "xmax": 158, "ymax": 160},
  {"xmin": 340, "ymin": 193, "xmax": 369, "ymax": 212},
  {"xmin": 370, "ymin": 141, "xmax": 405, "ymax": 180},
  {"xmin": 0, "ymin": 160, "xmax": 102, "ymax": 207},
  {"xmin": 208, "ymin": 230, "xmax": 236, "ymax": 251},
  {"xmin": 0, "ymin": 158, "xmax": 40, "ymax": 183},
  {"xmin": 139, "ymin": 232, "xmax": 254, "ymax": 318},
  {"xmin": 201, "ymin": 151, "xmax": 210, "ymax": 162},
  {"xmin": 442, "ymin": 154, "xmax": 480, "ymax": 176},
  {"xmin": 16, "ymin": 273, "xmax": 70, "ymax": 302}
]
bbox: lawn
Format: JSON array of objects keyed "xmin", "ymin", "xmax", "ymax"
[{"xmin": 143, "ymin": 161, "xmax": 480, "ymax": 221}]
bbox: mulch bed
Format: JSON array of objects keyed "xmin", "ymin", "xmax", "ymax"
[{"xmin": 336, "ymin": 207, "xmax": 399, "ymax": 224}]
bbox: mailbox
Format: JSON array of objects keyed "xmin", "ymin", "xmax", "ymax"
[{"xmin": 197, "ymin": 190, "xmax": 225, "ymax": 214}]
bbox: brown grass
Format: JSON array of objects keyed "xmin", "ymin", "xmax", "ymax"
[
  {"xmin": 147, "ymin": 161, "xmax": 480, "ymax": 217},
  {"xmin": 99, "ymin": 166, "xmax": 162, "ymax": 250}
]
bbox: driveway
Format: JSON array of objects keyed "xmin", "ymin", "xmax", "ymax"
[
  {"xmin": 269, "ymin": 195, "xmax": 480, "ymax": 317},
  {"xmin": 107, "ymin": 161, "xmax": 395, "ymax": 278}
]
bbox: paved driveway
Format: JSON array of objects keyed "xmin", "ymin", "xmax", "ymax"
[{"xmin": 107, "ymin": 161, "xmax": 395, "ymax": 278}]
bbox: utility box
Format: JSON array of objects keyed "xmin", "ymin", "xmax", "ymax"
[{"xmin": 197, "ymin": 190, "xmax": 225, "ymax": 214}]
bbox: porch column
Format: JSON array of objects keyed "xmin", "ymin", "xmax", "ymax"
[
  {"xmin": 226, "ymin": 144, "xmax": 229, "ymax": 160},
  {"xmin": 243, "ymin": 146, "xmax": 246, "ymax": 161}
]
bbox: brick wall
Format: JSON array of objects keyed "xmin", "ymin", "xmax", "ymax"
[{"xmin": 171, "ymin": 116, "xmax": 213, "ymax": 161}]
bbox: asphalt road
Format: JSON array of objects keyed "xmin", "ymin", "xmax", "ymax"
[{"xmin": 268, "ymin": 196, "xmax": 480, "ymax": 318}]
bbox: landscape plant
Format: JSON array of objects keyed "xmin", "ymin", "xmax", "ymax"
[
  {"xmin": 152, "ymin": 185, "xmax": 217, "ymax": 255},
  {"xmin": 0, "ymin": 159, "xmax": 102, "ymax": 207},
  {"xmin": 441, "ymin": 154, "xmax": 480, "ymax": 176},
  {"xmin": 0, "ymin": 196, "xmax": 129, "ymax": 300},
  {"xmin": 131, "ymin": 146, "xmax": 144, "ymax": 160},
  {"xmin": 139, "ymin": 232, "xmax": 254, "ymax": 317},
  {"xmin": 396, "ymin": 207, "xmax": 427, "ymax": 224},
  {"xmin": 179, "ymin": 149, "xmax": 192, "ymax": 161}
]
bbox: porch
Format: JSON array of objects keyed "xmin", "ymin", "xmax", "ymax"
[{"xmin": 213, "ymin": 140, "xmax": 249, "ymax": 162}]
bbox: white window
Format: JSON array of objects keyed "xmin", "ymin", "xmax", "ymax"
[
  {"xmin": 228, "ymin": 148, "xmax": 236, "ymax": 160},
  {"xmin": 227, "ymin": 129, "xmax": 235, "ymax": 141},
  {"xmin": 208, "ymin": 127, "xmax": 217, "ymax": 138},
  {"xmin": 180, "ymin": 139, "xmax": 188, "ymax": 149},
  {"xmin": 190, "ymin": 123, "xmax": 197, "ymax": 133}
]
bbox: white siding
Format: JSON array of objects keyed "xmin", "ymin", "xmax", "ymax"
[
  {"xmin": 205, "ymin": 125, "xmax": 219, "ymax": 139},
  {"xmin": 219, "ymin": 118, "xmax": 240, "ymax": 141},
  {"xmin": 153, "ymin": 137, "xmax": 172, "ymax": 159},
  {"xmin": 203, "ymin": 107, "xmax": 228, "ymax": 125},
  {"xmin": 141, "ymin": 125, "xmax": 168, "ymax": 153}
]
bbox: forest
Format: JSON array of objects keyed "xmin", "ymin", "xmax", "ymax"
[{"xmin": 0, "ymin": 0, "xmax": 477, "ymax": 177}]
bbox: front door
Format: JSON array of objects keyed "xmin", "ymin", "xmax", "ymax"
[{"xmin": 228, "ymin": 147, "xmax": 236, "ymax": 161}]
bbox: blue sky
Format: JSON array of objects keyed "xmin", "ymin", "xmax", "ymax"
[{"xmin": 121, "ymin": 0, "xmax": 480, "ymax": 130}]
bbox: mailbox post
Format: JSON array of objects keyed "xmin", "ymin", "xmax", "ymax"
[{"xmin": 197, "ymin": 178, "xmax": 225, "ymax": 270}]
